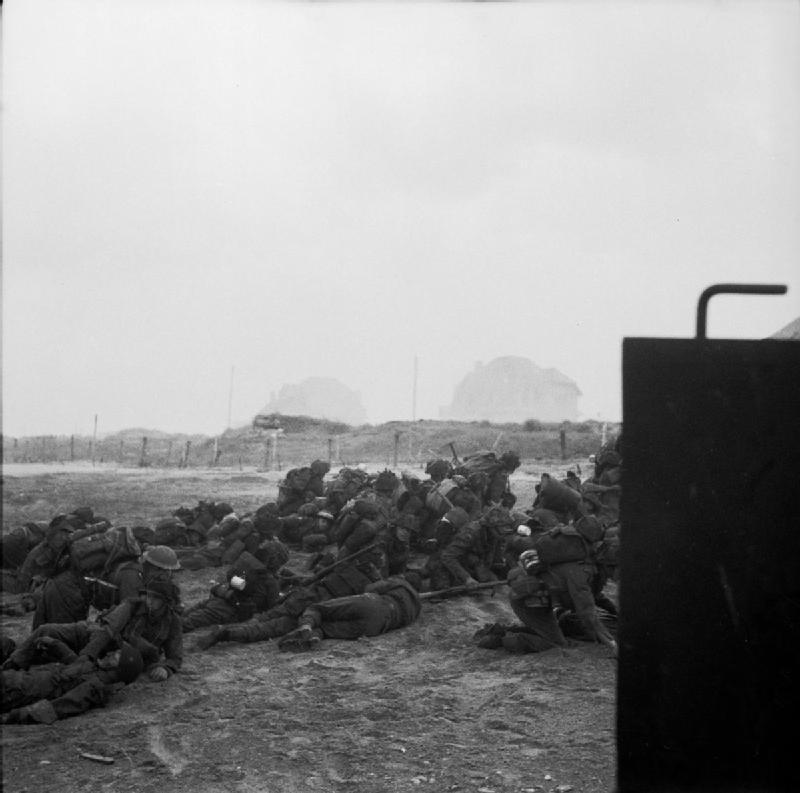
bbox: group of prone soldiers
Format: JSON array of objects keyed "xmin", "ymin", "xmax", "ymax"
[{"xmin": 0, "ymin": 444, "xmax": 621, "ymax": 724}]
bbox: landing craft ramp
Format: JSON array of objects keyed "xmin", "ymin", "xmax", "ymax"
[{"xmin": 618, "ymin": 286, "xmax": 800, "ymax": 792}]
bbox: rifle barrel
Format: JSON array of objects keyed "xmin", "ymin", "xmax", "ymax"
[{"xmin": 420, "ymin": 579, "xmax": 508, "ymax": 601}]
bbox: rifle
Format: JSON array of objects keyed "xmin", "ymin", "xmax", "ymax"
[
  {"xmin": 275, "ymin": 542, "xmax": 379, "ymax": 603},
  {"xmin": 420, "ymin": 579, "xmax": 509, "ymax": 601},
  {"xmin": 84, "ymin": 576, "xmax": 119, "ymax": 591},
  {"xmin": 448, "ymin": 442, "xmax": 461, "ymax": 467}
]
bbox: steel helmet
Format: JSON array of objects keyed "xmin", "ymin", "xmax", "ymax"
[{"xmin": 140, "ymin": 545, "xmax": 181, "ymax": 571}]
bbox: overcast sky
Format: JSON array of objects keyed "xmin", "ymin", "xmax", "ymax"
[{"xmin": 3, "ymin": 0, "xmax": 799, "ymax": 437}]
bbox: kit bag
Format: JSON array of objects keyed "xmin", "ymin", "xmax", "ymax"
[
  {"xmin": 533, "ymin": 525, "xmax": 589, "ymax": 565},
  {"xmin": 425, "ymin": 479, "xmax": 458, "ymax": 514}
]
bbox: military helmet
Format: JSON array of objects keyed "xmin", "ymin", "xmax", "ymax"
[{"xmin": 140, "ymin": 545, "xmax": 181, "ymax": 570}]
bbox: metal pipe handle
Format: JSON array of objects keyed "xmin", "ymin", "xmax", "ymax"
[{"xmin": 696, "ymin": 283, "xmax": 787, "ymax": 339}]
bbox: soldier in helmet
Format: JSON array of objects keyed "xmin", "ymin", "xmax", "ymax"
[
  {"xmin": 475, "ymin": 546, "xmax": 617, "ymax": 656},
  {"xmin": 438, "ymin": 506, "xmax": 513, "ymax": 590},
  {"xmin": 109, "ymin": 544, "xmax": 181, "ymax": 604},
  {"xmin": 195, "ymin": 529, "xmax": 383, "ymax": 650},
  {"xmin": 485, "ymin": 451, "xmax": 521, "ymax": 506},
  {"xmin": 17, "ymin": 515, "xmax": 89, "ymax": 629},
  {"xmin": 181, "ymin": 547, "xmax": 284, "ymax": 633},
  {"xmin": 277, "ymin": 575, "xmax": 422, "ymax": 652},
  {"xmin": 1, "ymin": 642, "xmax": 144, "ymax": 724},
  {"xmin": 3, "ymin": 579, "xmax": 183, "ymax": 683}
]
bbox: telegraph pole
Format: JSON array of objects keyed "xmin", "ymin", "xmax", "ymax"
[
  {"xmin": 91, "ymin": 414, "xmax": 98, "ymax": 467},
  {"xmin": 227, "ymin": 365, "xmax": 235, "ymax": 429},
  {"xmin": 412, "ymin": 355, "xmax": 418, "ymax": 421}
]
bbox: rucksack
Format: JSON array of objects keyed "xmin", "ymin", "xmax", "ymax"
[
  {"xmin": 573, "ymin": 515, "xmax": 605, "ymax": 544},
  {"xmin": 227, "ymin": 549, "xmax": 268, "ymax": 579},
  {"xmin": 425, "ymin": 479, "xmax": 458, "ymax": 515},
  {"xmin": 254, "ymin": 539, "xmax": 290, "ymax": 572},
  {"xmin": 283, "ymin": 467, "xmax": 314, "ymax": 494},
  {"xmin": 153, "ymin": 517, "xmax": 189, "ymax": 547},
  {"xmin": 70, "ymin": 528, "xmax": 141, "ymax": 575},
  {"xmin": 326, "ymin": 467, "xmax": 370, "ymax": 500},
  {"xmin": 533, "ymin": 525, "xmax": 589, "ymax": 566},
  {"xmin": 70, "ymin": 534, "xmax": 111, "ymax": 574},
  {"xmin": 454, "ymin": 451, "xmax": 501, "ymax": 479},
  {"xmin": 537, "ymin": 474, "xmax": 582, "ymax": 514}
]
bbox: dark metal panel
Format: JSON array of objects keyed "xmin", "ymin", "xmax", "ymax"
[{"xmin": 618, "ymin": 338, "xmax": 800, "ymax": 793}]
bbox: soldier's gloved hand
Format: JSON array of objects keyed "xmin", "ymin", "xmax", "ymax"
[
  {"xmin": 148, "ymin": 665, "xmax": 170, "ymax": 682},
  {"xmin": 20, "ymin": 594, "xmax": 37, "ymax": 612}
]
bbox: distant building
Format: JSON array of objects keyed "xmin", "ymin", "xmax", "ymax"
[
  {"xmin": 261, "ymin": 377, "xmax": 367, "ymax": 426},
  {"xmin": 440, "ymin": 356, "xmax": 581, "ymax": 423}
]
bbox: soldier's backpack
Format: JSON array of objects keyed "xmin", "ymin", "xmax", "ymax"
[
  {"xmin": 537, "ymin": 474, "xmax": 582, "ymax": 514},
  {"xmin": 455, "ymin": 451, "xmax": 501, "ymax": 479},
  {"xmin": 573, "ymin": 515, "xmax": 605, "ymax": 544},
  {"xmin": 227, "ymin": 549, "xmax": 267, "ymax": 579},
  {"xmin": 533, "ymin": 525, "xmax": 590, "ymax": 565},
  {"xmin": 425, "ymin": 479, "xmax": 458, "ymax": 514},
  {"xmin": 254, "ymin": 539, "xmax": 290, "ymax": 572},
  {"xmin": 153, "ymin": 517, "xmax": 189, "ymax": 547},
  {"xmin": 70, "ymin": 528, "xmax": 140, "ymax": 575},
  {"xmin": 283, "ymin": 467, "xmax": 314, "ymax": 494},
  {"xmin": 70, "ymin": 533, "xmax": 112, "ymax": 574},
  {"xmin": 326, "ymin": 467, "xmax": 370, "ymax": 500}
]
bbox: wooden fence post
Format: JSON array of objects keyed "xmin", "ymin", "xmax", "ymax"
[
  {"xmin": 70, "ymin": 435, "xmax": 75, "ymax": 462},
  {"xmin": 139, "ymin": 437, "xmax": 148, "ymax": 467},
  {"xmin": 182, "ymin": 440, "xmax": 192, "ymax": 468},
  {"xmin": 91, "ymin": 414, "xmax": 98, "ymax": 467},
  {"xmin": 560, "ymin": 422, "xmax": 567, "ymax": 460},
  {"xmin": 393, "ymin": 431, "xmax": 401, "ymax": 469}
]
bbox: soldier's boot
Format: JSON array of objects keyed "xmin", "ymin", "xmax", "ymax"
[
  {"xmin": 196, "ymin": 626, "xmax": 230, "ymax": 651},
  {"xmin": 473, "ymin": 622, "xmax": 509, "ymax": 649},
  {"xmin": 277, "ymin": 625, "xmax": 322, "ymax": 652}
]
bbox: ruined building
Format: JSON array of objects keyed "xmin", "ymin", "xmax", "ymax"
[
  {"xmin": 261, "ymin": 377, "xmax": 367, "ymax": 427},
  {"xmin": 440, "ymin": 356, "xmax": 581, "ymax": 423}
]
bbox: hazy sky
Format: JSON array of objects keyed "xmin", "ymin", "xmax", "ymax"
[{"xmin": 3, "ymin": 0, "xmax": 799, "ymax": 437}]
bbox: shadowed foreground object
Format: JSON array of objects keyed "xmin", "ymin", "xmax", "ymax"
[{"xmin": 618, "ymin": 334, "xmax": 800, "ymax": 792}]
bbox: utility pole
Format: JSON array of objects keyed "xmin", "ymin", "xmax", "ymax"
[
  {"xmin": 412, "ymin": 355, "xmax": 418, "ymax": 421},
  {"xmin": 91, "ymin": 414, "xmax": 98, "ymax": 467},
  {"xmin": 227, "ymin": 365, "xmax": 235, "ymax": 429}
]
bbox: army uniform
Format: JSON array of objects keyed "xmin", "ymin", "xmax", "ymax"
[
  {"xmin": 439, "ymin": 508, "xmax": 511, "ymax": 587},
  {"xmin": 5, "ymin": 582, "xmax": 183, "ymax": 679},
  {"xmin": 278, "ymin": 576, "xmax": 421, "ymax": 650},
  {"xmin": 181, "ymin": 549, "xmax": 282, "ymax": 632},
  {"xmin": 199, "ymin": 558, "xmax": 382, "ymax": 647}
]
